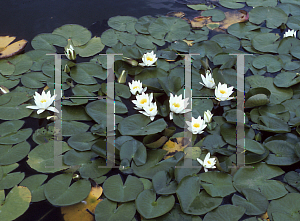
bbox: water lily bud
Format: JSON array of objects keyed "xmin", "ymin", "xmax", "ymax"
[
  {"xmin": 72, "ymin": 173, "xmax": 80, "ymax": 181},
  {"xmin": 65, "ymin": 39, "xmax": 76, "ymax": 60},
  {"xmin": 255, "ymin": 132, "xmax": 262, "ymax": 142},
  {"xmin": 118, "ymin": 70, "xmax": 127, "ymax": 84},
  {"xmin": 0, "ymin": 85, "xmax": 9, "ymax": 94},
  {"xmin": 122, "ymin": 57, "xmax": 138, "ymax": 66},
  {"xmin": 46, "ymin": 115, "xmax": 58, "ymax": 121},
  {"xmin": 63, "ymin": 64, "xmax": 70, "ymax": 73}
]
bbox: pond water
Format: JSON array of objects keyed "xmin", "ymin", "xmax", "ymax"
[{"xmin": 1, "ymin": 0, "xmax": 300, "ymax": 221}]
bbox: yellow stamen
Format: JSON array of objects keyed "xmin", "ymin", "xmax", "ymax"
[
  {"xmin": 207, "ymin": 160, "xmax": 211, "ymax": 164},
  {"xmin": 193, "ymin": 123, "xmax": 200, "ymax": 128},
  {"xmin": 133, "ymin": 86, "xmax": 139, "ymax": 89},
  {"xmin": 220, "ymin": 90, "xmax": 226, "ymax": 94},
  {"xmin": 146, "ymin": 57, "xmax": 153, "ymax": 61},
  {"xmin": 149, "ymin": 108, "xmax": 154, "ymax": 111},
  {"xmin": 40, "ymin": 99, "xmax": 47, "ymax": 103},
  {"xmin": 172, "ymin": 103, "xmax": 180, "ymax": 108},
  {"xmin": 140, "ymin": 98, "xmax": 147, "ymax": 104}
]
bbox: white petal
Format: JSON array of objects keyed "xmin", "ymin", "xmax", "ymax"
[
  {"xmin": 37, "ymin": 109, "xmax": 45, "ymax": 114},
  {"xmin": 26, "ymin": 105, "xmax": 40, "ymax": 110},
  {"xmin": 47, "ymin": 106, "xmax": 59, "ymax": 113},
  {"xmin": 197, "ymin": 158, "xmax": 203, "ymax": 165},
  {"xmin": 204, "ymin": 168, "xmax": 208, "ymax": 172}
]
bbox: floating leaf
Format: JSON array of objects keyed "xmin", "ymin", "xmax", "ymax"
[
  {"xmin": 249, "ymin": 7, "xmax": 288, "ymax": 29},
  {"xmin": 0, "ymin": 141, "xmax": 30, "ymax": 165},
  {"xmin": 136, "ymin": 189, "xmax": 175, "ymax": 219},
  {"xmin": 108, "ymin": 16, "xmax": 138, "ymax": 31},
  {"xmin": 31, "ymin": 33, "xmax": 67, "ymax": 51},
  {"xmin": 103, "ymin": 175, "xmax": 144, "ymax": 202},
  {"xmin": 74, "ymin": 37, "xmax": 105, "ymax": 57},
  {"xmin": 233, "ymin": 162, "xmax": 287, "ymax": 200},
  {"xmin": 19, "ymin": 174, "xmax": 48, "ymax": 202},
  {"xmin": 232, "ymin": 188, "xmax": 269, "ymax": 215},
  {"xmin": 176, "ymin": 176, "xmax": 222, "ymax": 215},
  {"xmin": 61, "ymin": 186, "xmax": 103, "ymax": 221},
  {"xmin": 95, "ymin": 199, "xmax": 136, "ymax": 221},
  {"xmin": 187, "ymin": 4, "xmax": 216, "ymax": 11},
  {"xmin": 52, "ymin": 24, "xmax": 91, "ymax": 46},
  {"xmin": 100, "ymin": 29, "xmax": 119, "ymax": 47},
  {"xmin": 203, "ymin": 204, "xmax": 245, "ymax": 221},
  {"xmin": 152, "ymin": 170, "xmax": 177, "ymax": 195},
  {"xmin": 201, "ymin": 9, "xmax": 225, "ymax": 22},
  {"xmin": 252, "ymin": 33, "xmax": 280, "ymax": 53},
  {"xmin": 246, "ymin": 0, "xmax": 277, "ymax": 7},
  {"xmin": 120, "ymin": 139, "xmax": 147, "ymax": 166},
  {"xmin": 0, "ymin": 186, "xmax": 31, "ymax": 221},
  {"xmin": 21, "ymin": 71, "xmax": 50, "ymax": 88},
  {"xmin": 0, "ymin": 36, "xmax": 27, "ymax": 59},
  {"xmin": 219, "ymin": 0, "xmax": 245, "ymax": 9}
]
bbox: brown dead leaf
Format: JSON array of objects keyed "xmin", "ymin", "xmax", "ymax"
[
  {"xmin": 162, "ymin": 137, "xmax": 191, "ymax": 159},
  {"xmin": 166, "ymin": 11, "xmax": 186, "ymax": 18},
  {"xmin": 0, "ymin": 36, "xmax": 27, "ymax": 59},
  {"xmin": 261, "ymin": 211, "xmax": 270, "ymax": 221},
  {"xmin": 61, "ymin": 186, "xmax": 103, "ymax": 221},
  {"xmin": 191, "ymin": 10, "xmax": 248, "ymax": 30}
]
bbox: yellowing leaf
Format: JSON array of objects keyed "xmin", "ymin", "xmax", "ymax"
[
  {"xmin": 191, "ymin": 10, "xmax": 248, "ymax": 30},
  {"xmin": 0, "ymin": 36, "xmax": 27, "ymax": 59},
  {"xmin": 162, "ymin": 137, "xmax": 191, "ymax": 159},
  {"xmin": 182, "ymin": 39, "xmax": 194, "ymax": 46},
  {"xmin": 61, "ymin": 186, "xmax": 103, "ymax": 221}
]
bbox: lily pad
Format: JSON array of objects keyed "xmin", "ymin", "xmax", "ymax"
[
  {"xmin": 120, "ymin": 139, "xmax": 147, "ymax": 166},
  {"xmin": 44, "ymin": 173, "xmax": 91, "ymax": 206},
  {"xmin": 95, "ymin": 199, "xmax": 136, "ymax": 221},
  {"xmin": 0, "ymin": 141, "xmax": 30, "ymax": 165},
  {"xmin": 252, "ymin": 33, "xmax": 280, "ymax": 53},
  {"xmin": 136, "ymin": 189, "xmax": 175, "ymax": 219},
  {"xmin": 0, "ymin": 186, "xmax": 31, "ymax": 221},
  {"xmin": 233, "ymin": 162, "xmax": 287, "ymax": 200},
  {"xmin": 152, "ymin": 170, "xmax": 177, "ymax": 195},
  {"xmin": 21, "ymin": 71, "xmax": 50, "ymax": 88},
  {"xmin": 232, "ymin": 188, "xmax": 269, "ymax": 215},
  {"xmin": 31, "ymin": 33, "xmax": 67, "ymax": 51},
  {"xmin": 203, "ymin": 205, "xmax": 245, "ymax": 221},
  {"xmin": 176, "ymin": 176, "xmax": 222, "ymax": 215},
  {"xmin": 103, "ymin": 175, "xmax": 144, "ymax": 202},
  {"xmin": 219, "ymin": 0, "xmax": 245, "ymax": 9},
  {"xmin": 74, "ymin": 37, "xmax": 105, "ymax": 57},
  {"xmin": 108, "ymin": 16, "xmax": 138, "ymax": 31},
  {"xmin": 52, "ymin": 24, "xmax": 91, "ymax": 46},
  {"xmin": 19, "ymin": 174, "xmax": 48, "ymax": 202}
]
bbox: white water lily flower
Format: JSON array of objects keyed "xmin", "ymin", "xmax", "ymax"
[
  {"xmin": 26, "ymin": 90, "xmax": 59, "ymax": 115},
  {"xmin": 128, "ymin": 80, "xmax": 147, "ymax": 95},
  {"xmin": 65, "ymin": 44, "xmax": 76, "ymax": 60},
  {"xmin": 185, "ymin": 116, "xmax": 207, "ymax": 134},
  {"xmin": 139, "ymin": 102, "xmax": 158, "ymax": 121},
  {"xmin": 284, "ymin": 29, "xmax": 297, "ymax": 38},
  {"xmin": 132, "ymin": 92, "xmax": 153, "ymax": 110},
  {"xmin": 215, "ymin": 82, "xmax": 235, "ymax": 101},
  {"xmin": 169, "ymin": 93, "xmax": 191, "ymax": 120},
  {"xmin": 139, "ymin": 51, "xmax": 158, "ymax": 66},
  {"xmin": 204, "ymin": 110, "xmax": 213, "ymax": 124},
  {"xmin": 199, "ymin": 70, "xmax": 216, "ymax": 89},
  {"xmin": 197, "ymin": 152, "xmax": 216, "ymax": 172}
]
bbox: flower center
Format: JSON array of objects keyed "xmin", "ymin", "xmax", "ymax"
[
  {"xmin": 140, "ymin": 98, "xmax": 147, "ymax": 104},
  {"xmin": 193, "ymin": 123, "xmax": 200, "ymax": 128},
  {"xmin": 149, "ymin": 108, "xmax": 154, "ymax": 111},
  {"xmin": 40, "ymin": 99, "xmax": 47, "ymax": 103},
  {"xmin": 207, "ymin": 160, "xmax": 211, "ymax": 165},
  {"xmin": 172, "ymin": 103, "xmax": 180, "ymax": 108},
  {"xmin": 146, "ymin": 57, "xmax": 153, "ymax": 61},
  {"xmin": 220, "ymin": 90, "xmax": 226, "ymax": 94},
  {"xmin": 133, "ymin": 86, "xmax": 139, "ymax": 89},
  {"xmin": 209, "ymin": 80, "xmax": 214, "ymax": 83}
]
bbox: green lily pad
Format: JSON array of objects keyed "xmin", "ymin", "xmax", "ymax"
[
  {"xmin": 0, "ymin": 186, "xmax": 31, "ymax": 221},
  {"xmin": 95, "ymin": 199, "xmax": 136, "ymax": 221},
  {"xmin": 25, "ymin": 49, "xmax": 54, "ymax": 71},
  {"xmin": 70, "ymin": 62, "xmax": 103, "ymax": 84},
  {"xmin": 0, "ymin": 168, "xmax": 24, "ymax": 190},
  {"xmin": 268, "ymin": 193, "xmax": 300, "ymax": 221},
  {"xmin": 132, "ymin": 149, "xmax": 183, "ymax": 179},
  {"xmin": 143, "ymin": 134, "xmax": 168, "ymax": 149},
  {"xmin": 252, "ymin": 54, "xmax": 282, "ymax": 72},
  {"xmin": 201, "ymin": 9, "xmax": 225, "ymax": 22},
  {"xmin": 7, "ymin": 54, "xmax": 33, "ymax": 76},
  {"xmin": 120, "ymin": 139, "xmax": 147, "ymax": 166},
  {"xmin": 233, "ymin": 162, "xmax": 287, "ymax": 200},
  {"xmin": 203, "ymin": 205, "xmax": 245, "ymax": 221},
  {"xmin": 287, "ymin": 15, "xmax": 300, "ymax": 31},
  {"xmin": 19, "ymin": 174, "xmax": 48, "ymax": 202},
  {"xmin": 136, "ymin": 189, "xmax": 175, "ymax": 219},
  {"xmin": 264, "ymin": 140, "xmax": 299, "ymax": 165},
  {"xmin": 74, "ymin": 37, "xmax": 105, "ymax": 57},
  {"xmin": 252, "ymin": 33, "xmax": 280, "ymax": 53},
  {"xmin": 220, "ymin": 123, "xmax": 255, "ymax": 146},
  {"xmin": 190, "ymin": 40, "xmax": 222, "ymax": 61},
  {"xmin": 0, "ymin": 128, "xmax": 32, "ymax": 145},
  {"xmin": 0, "ymin": 141, "xmax": 30, "ymax": 165},
  {"xmin": 284, "ymin": 171, "xmax": 300, "ymax": 191},
  {"xmin": 27, "ymin": 141, "xmax": 72, "ymax": 173},
  {"xmin": 52, "ymin": 24, "xmax": 91, "ymax": 46},
  {"xmin": 118, "ymin": 32, "xmax": 136, "ymax": 46},
  {"xmin": 148, "ymin": 17, "xmax": 190, "ymax": 42},
  {"xmin": 135, "ymin": 16, "xmax": 156, "ymax": 34},
  {"xmin": 174, "ymin": 160, "xmax": 201, "ymax": 183},
  {"xmin": 176, "ymin": 176, "xmax": 222, "ymax": 215},
  {"xmin": 44, "ymin": 173, "xmax": 91, "ymax": 206},
  {"xmin": 246, "ymin": 75, "xmax": 293, "ymax": 104},
  {"xmin": 21, "ymin": 71, "xmax": 50, "ymax": 88},
  {"xmin": 249, "ymin": 6, "xmax": 288, "ymax": 29},
  {"xmin": 118, "ymin": 114, "xmax": 167, "ymax": 136},
  {"xmin": 108, "ymin": 16, "xmax": 138, "ymax": 31},
  {"xmin": 103, "ymin": 175, "xmax": 144, "ymax": 202},
  {"xmin": 31, "ymin": 33, "xmax": 67, "ymax": 51},
  {"xmin": 32, "ymin": 126, "xmax": 54, "ymax": 144},
  {"xmin": 232, "ymin": 188, "xmax": 268, "ymax": 215},
  {"xmin": 246, "ymin": 0, "xmax": 277, "ymax": 7},
  {"xmin": 244, "ymin": 139, "xmax": 265, "ymax": 154},
  {"xmin": 68, "ymin": 132, "xmax": 99, "ymax": 151},
  {"xmin": 152, "ymin": 170, "xmax": 177, "ymax": 195},
  {"xmin": 199, "ymin": 171, "xmax": 236, "ymax": 197},
  {"xmin": 211, "ymin": 34, "xmax": 240, "ymax": 49},
  {"xmin": 0, "ymin": 60, "xmax": 15, "ymax": 75},
  {"xmin": 227, "ymin": 22, "xmax": 261, "ymax": 39},
  {"xmin": 251, "ymin": 115, "xmax": 291, "ymax": 133},
  {"xmin": 101, "ymin": 29, "xmax": 119, "ymax": 47}
]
